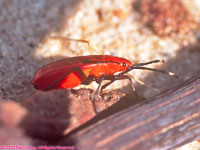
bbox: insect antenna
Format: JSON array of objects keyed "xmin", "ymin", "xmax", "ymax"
[
  {"xmin": 119, "ymin": 59, "xmax": 180, "ymax": 79},
  {"xmin": 132, "ymin": 66, "xmax": 180, "ymax": 79},
  {"xmin": 130, "ymin": 59, "xmax": 180, "ymax": 79},
  {"xmin": 132, "ymin": 59, "xmax": 164, "ymax": 67}
]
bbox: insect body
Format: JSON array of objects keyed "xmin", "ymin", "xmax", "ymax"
[
  {"xmin": 33, "ymin": 55, "xmax": 133, "ymax": 93},
  {"xmin": 33, "ymin": 55, "xmax": 178, "ymax": 100}
]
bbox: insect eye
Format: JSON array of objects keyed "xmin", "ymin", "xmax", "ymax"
[{"xmin": 122, "ymin": 62, "xmax": 126, "ymax": 67}]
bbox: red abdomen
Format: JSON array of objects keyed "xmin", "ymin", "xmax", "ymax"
[
  {"xmin": 33, "ymin": 57, "xmax": 91, "ymax": 91},
  {"xmin": 33, "ymin": 66, "xmax": 83, "ymax": 90}
]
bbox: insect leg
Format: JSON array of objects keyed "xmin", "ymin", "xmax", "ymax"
[
  {"xmin": 101, "ymin": 74, "xmax": 135, "ymax": 92},
  {"xmin": 127, "ymin": 73, "xmax": 144, "ymax": 86},
  {"xmin": 93, "ymin": 74, "xmax": 105, "ymax": 101},
  {"xmin": 127, "ymin": 73, "xmax": 159, "ymax": 92},
  {"xmin": 44, "ymin": 67, "xmax": 88, "ymax": 91}
]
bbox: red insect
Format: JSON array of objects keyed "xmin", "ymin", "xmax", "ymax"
[{"xmin": 33, "ymin": 55, "xmax": 178, "ymax": 100}]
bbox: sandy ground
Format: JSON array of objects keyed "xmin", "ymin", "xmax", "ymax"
[{"xmin": 0, "ymin": 0, "xmax": 200, "ymax": 149}]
